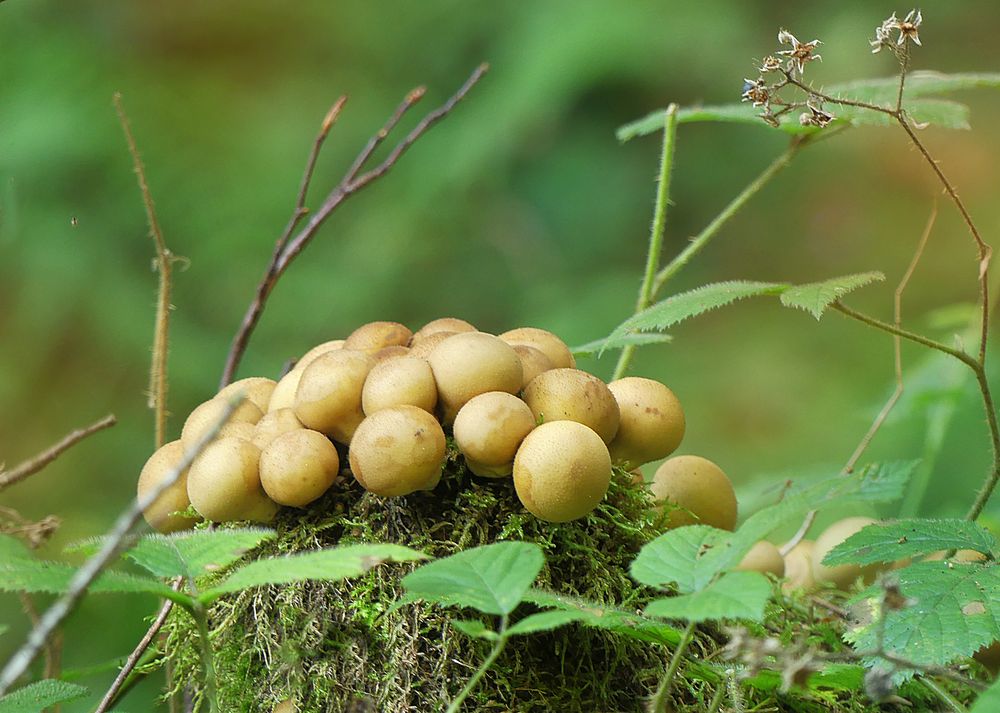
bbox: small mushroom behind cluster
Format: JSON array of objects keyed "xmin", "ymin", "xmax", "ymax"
[
  {"xmin": 648, "ymin": 455, "xmax": 738, "ymax": 531},
  {"xmin": 811, "ymin": 517, "xmax": 886, "ymax": 589}
]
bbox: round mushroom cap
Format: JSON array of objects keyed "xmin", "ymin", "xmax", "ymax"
[
  {"xmin": 454, "ymin": 392, "xmax": 536, "ymax": 478},
  {"xmin": 252, "ymin": 408, "xmax": 304, "ymax": 450},
  {"xmin": 736, "ymin": 541, "xmax": 785, "ymax": 577},
  {"xmin": 217, "ymin": 377, "xmax": 277, "ymax": 413},
  {"xmin": 512, "ymin": 420, "xmax": 611, "ymax": 523},
  {"xmin": 512, "ymin": 345, "xmax": 554, "ymax": 390},
  {"xmin": 499, "ymin": 327, "xmax": 576, "ymax": 369},
  {"xmin": 362, "ymin": 356, "xmax": 438, "ymax": 416},
  {"xmin": 137, "ymin": 440, "xmax": 201, "ymax": 533},
  {"xmin": 372, "ymin": 345, "xmax": 411, "ymax": 363},
  {"xmin": 296, "ymin": 340, "xmax": 345, "ymax": 371},
  {"xmin": 782, "ymin": 540, "xmax": 817, "ymax": 592},
  {"xmin": 607, "ymin": 377, "xmax": 685, "ymax": 468},
  {"xmin": 427, "ymin": 332, "xmax": 523, "ymax": 424},
  {"xmin": 343, "ymin": 321, "xmax": 412, "ymax": 354},
  {"xmin": 408, "ymin": 331, "xmax": 458, "ymax": 359},
  {"xmin": 260, "ymin": 429, "xmax": 340, "ymax": 507},
  {"xmin": 521, "ymin": 368, "xmax": 620, "ymax": 444},
  {"xmin": 812, "ymin": 517, "xmax": 883, "ymax": 590},
  {"xmin": 411, "ymin": 317, "xmax": 476, "ymax": 344},
  {"xmin": 294, "ymin": 349, "xmax": 375, "ymax": 444},
  {"xmin": 268, "ymin": 367, "xmax": 306, "ymax": 412},
  {"xmin": 650, "ymin": 455, "xmax": 737, "ymax": 531},
  {"xmin": 181, "ymin": 397, "xmax": 263, "ymax": 449},
  {"xmin": 348, "ymin": 406, "xmax": 446, "ymax": 497},
  {"xmin": 925, "ymin": 549, "xmax": 989, "ymax": 563},
  {"xmin": 187, "ymin": 437, "xmax": 275, "ymax": 522}
]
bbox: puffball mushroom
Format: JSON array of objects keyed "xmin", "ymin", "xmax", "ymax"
[
  {"xmin": 362, "ymin": 356, "xmax": 438, "ymax": 415},
  {"xmin": 606, "ymin": 377, "xmax": 685, "ymax": 468},
  {"xmin": 268, "ymin": 368, "xmax": 306, "ymax": 412},
  {"xmin": 180, "ymin": 397, "xmax": 262, "ymax": 449},
  {"xmin": 348, "ymin": 405, "xmax": 446, "ymax": 497},
  {"xmin": 454, "ymin": 391, "xmax": 536, "ymax": 477},
  {"xmin": 343, "ymin": 321, "xmax": 412, "ymax": 354},
  {"xmin": 811, "ymin": 517, "xmax": 882, "ymax": 590},
  {"xmin": 259, "ymin": 429, "xmax": 340, "ymax": 507},
  {"xmin": 499, "ymin": 327, "xmax": 576, "ymax": 369},
  {"xmin": 650, "ymin": 455, "xmax": 737, "ymax": 531},
  {"xmin": 186, "ymin": 437, "xmax": 278, "ymax": 523},
  {"xmin": 217, "ymin": 377, "xmax": 277, "ymax": 413},
  {"xmin": 782, "ymin": 540, "xmax": 817, "ymax": 592},
  {"xmin": 252, "ymin": 408, "xmax": 304, "ymax": 450},
  {"xmin": 427, "ymin": 332, "xmax": 523, "ymax": 423},
  {"xmin": 137, "ymin": 440, "xmax": 201, "ymax": 533},
  {"xmin": 512, "ymin": 420, "xmax": 611, "ymax": 523},
  {"xmin": 294, "ymin": 349, "xmax": 375, "ymax": 444},
  {"xmin": 296, "ymin": 339, "xmax": 345, "ymax": 371},
  {"xmin": 521, "ymin": 368, "xmax": 620, "ymax": 445},
  {"xmin": 736, "ymin": 541, "xmax": 785, "ymax": 577},
  {"xmin": 411, "ymin": 317, "xmax": 476, "ymax": 343},
  {"xmin": 512, "ymin": 344, "xmax": 554, "ymax": 390},
  {"xmin": 408, "ymin": 331, "xmax": 457, "ymax": 359},
  {"xmin": 372, "ymin": 345, "xmax": 411, "ymax": 363}
]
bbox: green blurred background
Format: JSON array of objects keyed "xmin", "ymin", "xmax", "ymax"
[{"xmin": 2, "ymin": 1, "xmax": 999, "ymax": 709}]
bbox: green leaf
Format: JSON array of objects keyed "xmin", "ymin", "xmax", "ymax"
[
  {"xmin": 451, "ymin": 619, "xmax": 498, "ymax": 641},
  {"xmin": 828, "ymin": 71, "xmax": 1000, "ymax": 104},
  {"xmin": 522, "ymin": 589, "xmax": 680, "ymax": 645},
  {"xmin": 506, "ymin": 610, "xmax": 586, "ymax": 637},
  {"xmin": 571, "ymin": 333, "xmax": 672, "ymax": 358},
  {"xmin": 126, "ymin": 528, "xmax": 275, "ymax": 578},
  {"xmin": 645, "ymin": 571, "xmax": 771, "ymax": 623},
  {"xmin": 630, "ymin": 525, "xmax": 734, "ymax": 594},
  {"xmin": 0, "ymin": 558, "xmax": 177, "ymax": 599},
  {"xmin": 742, "ymin": 663, "xmax": 864, "ymax": 693},
  {"xmin": 972, "ymin": 676, "xmax": 1000, "ymax": 713},
  {"xmin": 203, "ymin": 544, "xmax": 425, "ymax": 602},
  {"xmin": 601, "ymin": 281, "xmax": 787, "ymax": 353},
  {"xmin": 0, "ymin": 535, "xmax": 32, "ymax": 561},
  {"xmin": 780, "ymin": 272, "xmax": 885, "ymax": 319},
  {"xmin": 402, "ymin": 541, "xmax": 543, "ymax": 616},
  {"xmin": 846, "ymin": 562, "xmax": 1000, "ymax": 671},
  {"xmin": 824, "ymin": 519, "xmax": 996, "ymax": 566},
  {"xmin": 0, "ymin": 680, "xmax": 88, "ymax": 712}
]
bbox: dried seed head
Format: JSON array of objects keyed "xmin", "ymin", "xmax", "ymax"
[
  {"xmin": 897, "ymin": 9, "xmax": 923, "ymax": 47},
  {"xmin": 741, "ymin": 77, "xmax": 771, "ymax": 107},
  {"xmin": 776, "ymin": 29, "xmax": 822, "ymax": 76},
  {"xmin": 799, "ymin": 102, "xmax": 835, "ymax": 128}
]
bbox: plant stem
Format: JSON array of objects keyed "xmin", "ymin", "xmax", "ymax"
[
  {"xmin": 649, "ymin": 621, "xmax": 695, "ymax": 713},
  {"xmin": 191, "ymin": 601, "xmax": 219, "ymax": 713},
  {"xmin": 921, "ymin": 678, "xmax": 968, "ymax": 713},
  {"xmin": 613, "ymin": 104, "xmax": 679, "ymax": 380},
  {"xmin": 706, "ymin": 676, "xmax": 726, "ymax": 713},
  {"xmin": 446, "ymin": 616, "xmax": 508, "ymax": 713}
]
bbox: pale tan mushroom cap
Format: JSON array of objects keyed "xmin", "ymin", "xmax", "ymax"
[
  {"xmin": 362, "ymin": 356, "xmax": 438, "ymax": 416},
  {"xmin": 499, "ymin": 327, "xmax": 576, "ymax": 369},
  {"xmin": 252, "ymin": 408, "xmax": 305, "ymax": 450},
  {"xmin": 512, "ymin": 345, "xmax": 554, "ymax": 390},
  {"xmin": 294, "ymin": 349, "xmax": 375, "ymax": 443},
  {"xmin": 187, "ymin": 437, "xmax": 275, "ymax": 522},
  {"xmin": 372, "ymin": 345, "xmax": 411, "ymax": 363},
  {"xmin": 427, "ymin": 332, "xmax": 523, "ymax": 424},
  {"xmin": 650, "ymin": 455, "xmax": 737, "ymax": 531},
  {"xmin": 268, "ymin": 368, "xmax": 306, "ymax": 412},
  {"xmin": 411, "ymin": 317, "xmax": 476, "ymax": 343},
  {"xmin": 408, "ymin": 331, "xmax": 457, "ymax": 359},
  {"xmin": 348, "ymin": 405, "xmax": 446, "ymax": 497},
  {"xmin": 137, "ymin": 440, "xmax": 200, "ymax": 533},
  {"xmin": 181, "ymin": 397, "xmax": 263, "ymax": 449},
  {"xmin": 782, "ymin": 540, "xmax": 817, "ymax": 592},
  {"xmin": 296, "ymin": 340, "xmax": 346, "ymax": 371},
  {"xmin": 454, "ymin": 391, "xmax": 536, "ymax": 477},
  {"xmin": 513, "ymin": 420, "xmax": 611, "ymax": 522},
  {"xmin": 260, "ymin": 429, "xmax": 340, "ymax": 507},
  {"xmin": 607, "ymin": 377, "xmax": 685, "ymax": 468},
  {"xmin": 735, "ymin": 541, "xmax": 785, "ymax": 577},
  {"xmin": 343, "ymin": 321, "xmax": 413, "ymax": 354},
  {"xmin": 521, "ymin": 368, "xmax": 620, "ymax": 444},
  {"xmin": 812, "ymin": 516, "xmax": 882, "ymax": 590},
  {"xmin": 217, "ymin": 377, "xmax": 277, "ymax": 413}
]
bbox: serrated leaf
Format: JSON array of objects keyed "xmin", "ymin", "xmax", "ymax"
[
  {"xmin": 780, "ymin": 272, "xmax": 884, "ymax": 319},
  {"xmin": 645, "ymin": 571, "xmax": 771, "ymax": 623},
  {"xmin": 742, "ymin": 663, "xmax": 864, "ymax": 693},
  {"xmin": 402, "ymin": 541, "xmax": 543, "ymax": 616},
  {"xmin": 828, "ymin": 71, "xmax": 1000, "ymax": 104},
  {"xmin": 972, "ymin": 676, "xmax": 1000, "ymax": 713},
  {"xmin": 0, "ymin": 558, "xmax": 178, "ymax": 600},
  {"xmin": 451, "ymin": 619, "xmax": 498, "ymax": 640},
  {"xmin": 846, "ymin": 562, "xmax": 1000, "ymax": 671},
  {"xmin": 571, "ymin": 333, "xmax": 672, "ymax": 358},
  {"xmin": 601, "ymin": 281, "xmax": 787, "ymax": 353},
  {"xmin": 631, "ymin": 525, "xmax": 734, "ymax": 594},
  {"xmin": 126, "ymin": 528, "xmax": 275, "ymax": 578},
  {"xmin": 202, "ymin": 544, "xmax": 425, "ymax": 602},
  {"xmin": 506, "ymin": 610, "xmax": 586, "ymax": 637},
  {"xmin": 522, "ymin": 589, "xmax": 680, "ymax": 645},
  {"xmin": 825, "ymin": 519, "xmax": 996, "ymax": 566},
  {"xmin": 0, "ymin": 534, "xmax": 33, "ymax": 561},
  {"xmin": 0, "ymin": 680, "xmax": 88, "ymax": 712}
]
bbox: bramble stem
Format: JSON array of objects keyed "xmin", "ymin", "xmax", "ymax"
[
  {"xmin": 613, "ymin": 104, "xmax": 678, "ymax": 380},
  {"xmin": 191, "ymin": 602, "xmax": 219, "ymax": 713},
  {"xmin": 649, "ymin": 621, "xmax": 695, "ymax": 713},
  {"xmin": 446, "ymin": 616, "xmax": 508, "ymax": 713},
  {"xmin": 921, "ymin": 678, "xmax": 969, "ymax": 713}
]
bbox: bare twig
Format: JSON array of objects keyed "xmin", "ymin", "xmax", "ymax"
[
  {"xmin": 220, "ymin": 63, "xmax": 489, "ymax": 387},
  {"xmin": 0, "ymin": 396, "xmax": 243, "ymax": 695},
  {"xmin": 94, "ymin": 578, "xmax": 183, "ymax": 713},
  {"xmin": 0, "ymin": 414, "xmax": 117, "ymax": 493},
  {"xmin": 114, "ymin": 93, "xmax": 177, "ymax": 449}
]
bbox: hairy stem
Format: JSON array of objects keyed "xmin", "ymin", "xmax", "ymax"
[
  {"xmin": 649, "ymin": 621, "xmax": 694, "ymax": 713},
  {"xmin": 613, "ymin": 104, "xmax": 679, "ymax": 379},
  {"xmin": 190, "ymin": 602, "xmax": 219, "ymax": 713},
  {"xmin": 920, "ymin": 678, "xmax": 969, "ymax": 712},
  {"xmin": 445, "ymin": 617, "xmax": 508, "ymax": 713}
]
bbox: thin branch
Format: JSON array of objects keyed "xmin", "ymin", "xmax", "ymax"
[
  {"xmin": 0, "ymin": 396, "xmax": 244, "ymax": 696},
  {"xmin": 0, "ymin": 414, "xmax": 117, "ymax": 492},
  {"xmin": 114, "ymin": 93, "xmax": 175, "ymax": 448},
  {"xmin": 94, "ymin": 578, "xmax": 183, "ymax": 713},
  {"xmin": 445, "ymin": 615, "xmax": 508, "ymax": 713},
  {"xmin": 220, "ymin": 63, "xmax": 489, "ymax": 387},
  {"xmin": 613, "ymin": 104, "xmax": 679, "ymax": 380},
  {"xmin": 649, "ymin": 620, "xmax": 695, "ymax": 713}
]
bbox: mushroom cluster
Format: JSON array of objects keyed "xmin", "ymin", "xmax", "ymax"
[{"xmin": 137, "ymin": 318, "xmax": 695, "ymax": 531}]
